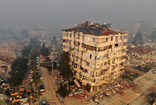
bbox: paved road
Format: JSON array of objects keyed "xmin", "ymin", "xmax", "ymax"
[{"xmin": 40, "ymin": 67, "xmax": 61, "ymax": 105}]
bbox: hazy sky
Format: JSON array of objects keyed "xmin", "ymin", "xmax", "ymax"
[{"xmin": 0, "ymin": 0, "xmax": 156, "ymax": 31}]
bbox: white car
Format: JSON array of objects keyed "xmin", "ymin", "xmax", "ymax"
[
  {"xmin": 39, "ymin": 85, "xmax": 45, "ymax": 92},
  {"xmin": 153, "ymin": 69, "xmax": 156, "ymax": 74}
]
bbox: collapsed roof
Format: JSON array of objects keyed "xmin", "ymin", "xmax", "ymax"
[{"xmin": 62, "ymin": 21, "xmax": 122, "ymax": 36}]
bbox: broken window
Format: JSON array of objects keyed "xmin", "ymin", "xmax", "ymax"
[{"xmin": 115, "ymin": 44, "xmax": 118, "ymax": 47}]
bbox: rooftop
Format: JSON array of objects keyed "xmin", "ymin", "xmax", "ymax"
[
  {"xmin": 62, "ymin": 21, "xmax": 123, "ymax": 36},
  {"xmin": 127, "ymin": 46, "xmax": 156, "ymax": 54}
]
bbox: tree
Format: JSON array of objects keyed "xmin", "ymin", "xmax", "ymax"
[
  {"xmin": 9, "ymin": 57, "xmax": 28, "ymax": 86},
  {"xmin": 56, "ymin": 84, "xmax": 69, "ymax": 98},
  {"xmin": 53, "ymin": 61, "xmax": 57, "ymax": 70},
  {"xmin": 21, "ymin": 45, "xmax": 32, "ymax": 57},
  {"xmin": 45, "ymin": 57, "xmax": 51, "ymax": 61},
  {"xmin": 40, "ymin": 44, "xmax": 50, "ymax": 56},
  {"xmin": 32, "ymin": 72, "xmax": 41, "ymax": 88},
  {"xmin": 58, "ymin": 51, "xmax": 73, "ymax": 90},
  {"xmin": 32, "ymin": 72, "xmax": 41, "ymax": 103}
]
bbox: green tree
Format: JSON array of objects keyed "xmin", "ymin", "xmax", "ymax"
[
  {"xmin": 53, "ymin": 61, "xmax": 57, "ymax": 70},
  {"xmin": 32, "ymin": 72, "xmax": 41, "ymax": 88},
  {"xmin": 56, "ymin": 84, "xmax": 68, "ymax": 98},
  {"xmin": 9, "ymin": 57, "xmax": 28, "ymax": 86},
  {"xmin": 58, "ymin": 51, "xmax": 73, "ymax": 90},
  {"xmin": 32, "ymin": 71, "xmax": 41, "ymax": 103},
  {"xmin": 21, "ymin": 45, "xmax": 32, "ymax": 57},
  {"xmin": 40, "ymin": 44, "xmax": 50, "ymax": 56},
  {"xmin": 45, "ymin": 57, "xmax": 51, "ymax": 61}
]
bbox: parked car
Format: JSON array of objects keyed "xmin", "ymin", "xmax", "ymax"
[
  {"xmin": 39, "ymin": 85, "xmax": 45, "ymax": 92},
  {"xmin": 74, "ymin": 88, "xmax": 84, "ymax": 95},
  {"xmin": 30, "ymin": 70, "xmax": 33, "ymax": 74},
  {"xmin": 153, "ymin": 69, "xmax": 156, "ymax": 74},
  {"xmin": 41, "ymin": 100, "xmax": 47, "ymax": 105},
  {"xmin": 30, "ymin": 77, "xmax": 33, "ymax": 82}
]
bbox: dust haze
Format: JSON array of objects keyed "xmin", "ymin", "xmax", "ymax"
[{"xmin": 0, "ymin": 0, "xmax": 156, "ymax": 31}]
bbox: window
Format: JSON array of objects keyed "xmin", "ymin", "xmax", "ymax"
[
  {"xmin": 115, "ymin": 44, "xmax": 119, "ymax": 47},
  {"xmin": 115, "ymin": 36, "xmax": 118, "ymax": 42},
  {"xmin": 78, "ymin": 34, "xmax": 80, "ymax": 39},
  {"xmin": 109, "ymin": 45, "xmax": 112, "ymax": 49},
  {"xmin": 81, "ymin": 51, "xmax": 83, "ymax": 56},
  {"xmin": 111, "ymin": 37, "xmax": 113, "ymax": 41},
  {"xmin": 89, "ymin": 37, "xmax": 95, "ymax": 42},
  {"xmin": 101, "ymin": 63, "xmax": 104, "ymax": 67},
  {"xmin": 106, "ymin": 38, "xmax": 109, "ymax": 42},
  {"xmin": 86, "ymin": 62, "xmax": 90, "ymax": 66},
  {"xmin": 96, "ymin": 56, "xmax": 100, "ymax": 60},
  {"xmin": 120, "ymin": 36, "xmax": 122, "ymax": 39},
  {"xmin": 90, "ymin": 54, "xmax": 92, "ymax": 59},
  {"xmin": 93, "ymin": 38, "xmax": 95, "ymax": 42},
  {"xmin": 74, "ymin": 63, "xmax": 77, "ymax": 68},
  {"xmin": 69, "ymin": 40, "xmax": 71, "ymax": 44}
]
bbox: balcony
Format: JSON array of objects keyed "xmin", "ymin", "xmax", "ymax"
[
  {"xmin": 123, "ymin": 45, "xmax": 127, "ymax": 49},
  {"xmin": 75, "ymin": 37, "xmax": 80, "ymax": 41},
  {"xmin": 96, "ymin": 42, "xmax": 110, "ymax": 47},
  {"xmin": 63, "ymin": 36, "xmax": 68, "ymax": 39},
  {"xmin": 123, "ymin": 39, "xmax": 128, "ymax": 42},
  {"xmin": 63, "ymin": 42, "xmax": 68, "ymax": 46}
]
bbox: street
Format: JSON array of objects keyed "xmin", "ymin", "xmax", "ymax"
[{"xmin": 40, "ymin": 67, "xmax": 61, "ymax": 105}]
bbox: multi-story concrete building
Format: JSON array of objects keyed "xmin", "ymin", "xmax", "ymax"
[{"xmin": 62, "ymin": 21, "xmax": 128, "ymax": 93}]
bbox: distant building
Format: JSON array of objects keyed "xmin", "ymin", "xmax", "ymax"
[
  {"xmin": 126, "ymin": 45, "xmax": 156, "ymax": 68},
  {"xmin": 28, "ymin": 28, "xmax": 46, "ymax": 38},
  {"xmin": 62, "ymin": 21, "xmax": 128, "ymax": 93}
]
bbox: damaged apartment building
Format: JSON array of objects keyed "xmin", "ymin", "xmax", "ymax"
[{"xmin": 62, "ymin": 21, "xmax": 128, "ymax": 93}]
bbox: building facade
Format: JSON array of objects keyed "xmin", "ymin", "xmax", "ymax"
[{"xmin": 62, "ymin": 21, "xmax": 128, "ymax": 93}]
